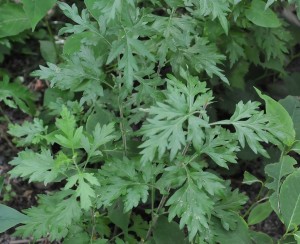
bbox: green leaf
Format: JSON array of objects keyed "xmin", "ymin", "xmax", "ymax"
[
  {"xmin": 242, "ymin": 171, "xmax": 262, "ymax": 185},
  {"xmin": 85, "ymin": 0, "xmax": 125, "ymax": 23},
  {"xmin": 129, "ymin": 214, "xmax": 148, "ymax": 240},
  {"xmin": 279, "ymin": 170, "xmax": 300, "ymax": 231},
  {"xmin": 8, "ymin": 119, "xmax": 47, "ymax": 147},
  {"xmin": 63, "ymin": 32, "xmax": 95, "ymax": 55},
  {"xmin": 256, "ymin": 88, "xmax": 295, "ymax": 146},
  {"xmin": 64, "ymin": 228, "xmax": 90, "ymax": 244},
  {"xmin": 171, "ymin": 38, "xmax": 229, "ymax": 84},
  {"xmin": 57, "ymin": 2, "xmax": 95, "ymax": 35},
  {"xmin": 291, "ymin": 141, "xmax": 300, "ymax": 155},
  {"xmin": 97, "ymin": 157, "xmax": 157, "ymax": 212},
  {"xmin": 294, "ymin": 231, "xmax": 300, "ymax": 243},
  {"xmin": 140, "ymin": 72, "xmax": 212, "ymax": 163},
  {"xmin": 81, "ymin": 123, "xmax": 116, "ymax": 158},
  {"xmin": 0, "ymin": 3, "xmax": 30, "ymax": 38},
  {"xmin": 228, "ymin": 61, "xmax": 249, "ymax": 89},
  {"xmin": 54, "ymin": 107, "xmax": 83, "ymax": 149},
  {"xmin": 40, "ymin": 40, "xmax": 57, "ymax": 63},
  {"xmin": 32, "ymin": 47, "xmax": 105, "ymax": 105},
  {"xmin": 213, "ymin": 187, "xmax": 248, "ymax": 231},
  {"xmin": 245, "ymin": 0, "xmax": 281, "ymax": 28},
  {"xmin": 15, "ymin": 192, "xmax": 81, "ymax": 241},
  {"xmin": 200, "ymin": 127, "xmax": 239, "ymax": 168},
  {"xmin": 153, "ymin": 216, "xmax": 186, "ymax": 244},
  {"xmin": 0, "ymin": 76, "xmax": 36, "ymax": 114},
  {"xmin": 65, "ymin": 173, "xmax": 99, "ymax": 210},
  {"xmin": 107, "ymin": 202, "xmax": 130, "ymax": 233},
  {"xmin": 107, "ymin": 32, "xmax": 155, "ymax": 90},
  {"xmin": 194, "ymin": 0, "xmax": 230, "ymax": 34},
  {"xmin": 254, "ymin": 27, "xmax": 292, "ymax": 64},
  {"xmin": 215, "ymin": 216, "xmax": 251, "ymax": 244},
  {"xmin": 266, "ymin": 0, "xmax": 276, "ymax": 8},
  {"xmin": 265, "ymin": 155, "xmax": 297, "ymax": 214},
  {"xmin": 9, "ymin": 149, "xmax": 58, "ymax": 185},
  {"xmin": 0, "ymin": 204, "xmax": 28, "ymax": 232},
  {"xmin": 22, "ymin": 0, "xmax": 57, "ymax": 30},
  {"xmin": 86, "ymin": 106, "xmax": 114, "ymax": 133},
  {"xmin": 217, "ymin": 100, "xmax": 275, "ymax": 157},
  {"xmin": 248, "ymin": 201, "xmax": 273, "ymax": 225},
  {"xmin": 250, "ymin": 231, "xmax": 274, "ymax": 244},
  {"xmin": 166, "ymin": 182, "xmax": 214, "ymax": 240},
  {"xmin": 280, "ymin": 96, "xmax": 300, "ymax": 140}
]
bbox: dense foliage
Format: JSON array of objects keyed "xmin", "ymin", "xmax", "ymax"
[{"xmin": 1, "ymin": 0, "xmax": 300, "ymax": 243}]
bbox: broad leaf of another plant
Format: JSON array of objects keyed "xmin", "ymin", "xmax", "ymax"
[
  {"xmin": 242, "ymin": 171, "xmax": 261, "ymax": 185},
  {"xmin": 291, "ymin": 141, "xmax": 300, "ymax": 155},
  {"xmin": 0, "ymin": 204, "xmax": 28, "ymax": 232},
  {"xmin": 0, "ymin": 3, "xmax": 30, "ymax": 38},
  {"xmin": 280, "ymin": 96, "xmax": 300, "ymax": 140},
  {"xmin": 40, "ymin": 40, "xmax": 57, "ymax": 63},
  {"xmin": 248, "ymin": 201, "xmax": 273, "ymax": 225},
  {"xmin": 153, "ymin": 216, "xmax": 186, "ymax": 244},
  {"xmin": 256, "ymin": 88, "xmax": 295, "ymax": 146},
  {"xmin": 215, "ymin": 216, "xmax": 251, "ymax": 244},
  {"xmin": 245, "ymin": 0, "xmax": 281, "ymax": 28},
  {"xmin": 280, "ymin": 170, "xmax": 300, "ymax": 231},
  {"xmin": 250, "ymin": 231, "xmax": 273, "ymax": 244},
  {"xmin": 265, "ymin": 155, "xmax": 297, "ymax": 214},
  {"xmin": 22, "ymin": 0, "xmax": 57, "ymax": 30}
]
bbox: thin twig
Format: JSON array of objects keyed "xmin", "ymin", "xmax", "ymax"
[
  {"xmin": 0, "ymin": 127, "xmax": 17, "ymax": 152},
  {"xmin": 145, "ymin": 188, "xmax": 170, "ymax": 240},
  {"xmin": 0, "ymin": 105, "xmax": 12, "ymax": 124}
]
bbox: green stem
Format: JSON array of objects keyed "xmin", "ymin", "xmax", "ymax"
[
  {"xmin": 90, "ymin": 207, "xmax": 96, "ymax": 244},
  {"xmin": 72, "ymin": 148, "xmax": 82, "ymax": 174},
  {"xmin": 109, "ymin": 231, "xmax": 124, "ymax": 242},
  {"xmin": 151, "ymin": 171, "xmax": 155, "ymax": 222},
  {"xmin": 242, "ymin": 195, "xmax": 268, "ymax": 218},
  {"xmin": 44, "ymin": 19, "xmax": 59, "ymax": 62},
  {"xmin": 118, "ymin": 85, "xmax": 127, "ymax": 156},
  {"xmin": 145, "ymin": 139, "xmax": 192, "ymax": 241},
  {"xmin": 145, "ymin": 188, "xmax": 170, "ymax": 241}
]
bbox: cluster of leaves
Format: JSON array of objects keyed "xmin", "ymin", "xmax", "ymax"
[{"xmin": 1, "ymin": 0, "xmax": 300, "ymax": 243}]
